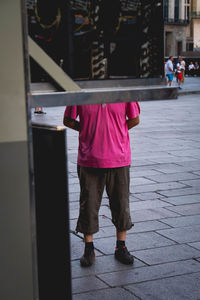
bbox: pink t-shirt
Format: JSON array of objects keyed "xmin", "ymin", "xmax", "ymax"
[{"xmin": 64, "ymin": 102, "xmax": 140, "ymax": 168}]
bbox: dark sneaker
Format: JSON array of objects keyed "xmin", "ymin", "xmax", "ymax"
[
  {"xmin": 115, "ymin": 246, "xmax": 134, "ymax": 265},
  {"xmin": 80, "ymin": 248, "xmax": 95, "ymax": 267}
]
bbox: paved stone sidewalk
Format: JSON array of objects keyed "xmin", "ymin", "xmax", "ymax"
[
  {"xmin": 175, "ymin": 76, "xmax": 200, "ymax": 95},
  {"xmin": 32, "ymin": 82, "xmax": 200, "ymax": 299}
]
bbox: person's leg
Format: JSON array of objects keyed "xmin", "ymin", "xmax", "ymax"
[
  {"xmin": 167, "ymin": 74, "xmax": 173, "ymax": 86},
  {"xmin": 177, "ymin": 74, "xmax": 182, "ymax": 89},
  {"xmin": 80, "ymin": 234, "xmax": 95, "ymax": 267},
  {"xmin": 84, "ymin": 235, "xmax": 93, "ymax": 242},
  {"xmin": 166, "ymin": 75, "xmax": 170, "ymax": 86},
  {"xmin": 181, "ymin": 69, "xmax": 185, "ymax": 83},
  {"xmin": 106, "ymin": 166, "xmax": 134, "ymax": 264},
  {"xmin": 77, "ymin": 166, "xmax": 106, "ymax": 267},
  {"xmin": 117, "ymin": 231, "xmax": 126, "ymax": 241}
]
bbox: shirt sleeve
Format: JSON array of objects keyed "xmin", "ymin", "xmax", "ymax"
[
  {"xmin": 64, "ymin": 106, "xmax": 78, "ymax": 119},
  {"xmin": 126, "ymin": 102, "xmax": 140, "ymax": 119}
]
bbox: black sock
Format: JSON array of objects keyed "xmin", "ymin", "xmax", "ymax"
[
  {"xmin": 116, "ymin": 240, "xmax": 125, "ymax": 249},
  {"xmin": 85, "ymin": 242, "xmax": 94, "ymax": 249}
]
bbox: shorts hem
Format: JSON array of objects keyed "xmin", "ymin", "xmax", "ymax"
[
  {"xmin": 114, "ymin": 222, "xmax": 134, "ymax": 232},
  {"xmin": 75, "ymin": 227, "xmax": 99, "ymax": 235}
]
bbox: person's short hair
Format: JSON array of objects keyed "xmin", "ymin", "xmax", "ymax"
[{"xmin": 169, "ymin": 56, "xmax": 173, "ymax": 60}]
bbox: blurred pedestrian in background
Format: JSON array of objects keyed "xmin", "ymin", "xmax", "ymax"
[
  {"xmin": 194, "ymin": 61, "xmax": 199, "ymax": 76},
  {"xmin": 166, "ymin": 56, "xmax": 175, "ymax": 86},
  {"xmin": 178, "ymin": 56, "xmax": 186, "ymax": 83},
  {"xmin": 188, "ymin": 61, "xmax": 195, "ymax": 76},
  {"xmin": 175, "ymin": 63, "xmax": 183, "ymax": 89}
]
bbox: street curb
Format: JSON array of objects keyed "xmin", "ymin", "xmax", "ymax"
[{"xmin": 178, "ymin": 90, "xmax": 200, "ymax": 96}]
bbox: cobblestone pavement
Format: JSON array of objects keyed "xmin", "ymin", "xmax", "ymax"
[{"xmin": 32, "ymin": 78, "xmax": 200, "ymax": 300}]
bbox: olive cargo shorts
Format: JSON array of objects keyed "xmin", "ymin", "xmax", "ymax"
[{"xmin": 76, "ymin": 165, "xmax": 133, "ymax": 235}]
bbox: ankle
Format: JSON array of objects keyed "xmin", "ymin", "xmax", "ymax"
[
  {"xmin": 85, "ymin": 241, "xmax": 94, "ymax": 249},
  {"xmin": 116, "ymin": 240, "xmax": 125, "ymax": 249}
]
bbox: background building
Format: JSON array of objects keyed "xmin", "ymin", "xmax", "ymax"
[
  {"xmin": 164, "ymin": 0, "xmax": 200, "ymax": 56},
  {"xmin": 190, "ymin": 0, "xmax": 200, "ymax": 50},
  {"xmin": 164, "ymin": 0, "xmax": 190, "ymax": 57}
]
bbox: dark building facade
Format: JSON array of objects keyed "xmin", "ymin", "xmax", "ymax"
[{"xmin": 27, "ymin": 0, "xmax": 164, "ymax": 81}]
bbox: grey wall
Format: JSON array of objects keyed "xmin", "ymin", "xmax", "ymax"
[{"xmin": 0, "ymin": 1, "xmax": 36, "ymax": 299}]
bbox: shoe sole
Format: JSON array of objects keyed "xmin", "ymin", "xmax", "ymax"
[
  {"xmin": 115, "ymin": 253, "xmax": 134, "ymax": 265},
  {"xmin": 80, "ymin": 254, "xmax": 95, "ymax": 267}
]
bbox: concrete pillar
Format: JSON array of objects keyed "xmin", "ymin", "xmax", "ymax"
[
  {"xmin": 0, "ymin": 1, "xmax": 37, "ymax": 299},
  {"xmin": 169, "ymin": 0, "xmax": 175, "ymax": 19}
]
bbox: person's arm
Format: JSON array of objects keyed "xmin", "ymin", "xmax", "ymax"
[
  {"xmin": 127, "ymin": 116, "xmax": 140, "ymax": 130},
  {"xmin": 63, "ymin": 116, "xmax": 80, "ymax": 132}
]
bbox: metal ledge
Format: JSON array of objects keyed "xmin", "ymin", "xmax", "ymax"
[{"xmin": 31, "ymin": 85, "xmax": 178, "ymax": 107}]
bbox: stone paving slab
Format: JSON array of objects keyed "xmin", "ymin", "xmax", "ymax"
[
  {"xmin": 71, "ymin": 255, "xmax": 145, "ymax": 279},
  {"xmin": 168, "ymin": 149, "xmax": 200, "ymax": 159},
  {"xmin": 165, "ymin": 203, "xmax": 200, "ymax": 216},
  {"xmin": 130, "ymin": 207, "xmax": 180, "ymax": 223},
  {"xmin": 158, "ymin": 186, "xmax": 200, "ymax": 197},
  {"xmin": 131, "ymin": 159, "xmax": 156, "ymax": 167},
  {"xmin": 92, "ymin": 226, "xmax": 116, "ymax": 239},
  {"xmin": 97, "ymin": 260, "xmax": 200, "ymax": 287},
  {"xmin": 131, "ymin": 181, "xmax": 189, "ymax": 194},
  {"xmin": 73, "ymin": 287, "xmax": 140, "ymax": 300},
  {"xmin": 144, "ymin": 172, "xmax": 199, "ymax": 183},
  {"xmin": 92, "ymin": 220, "xmax": 171, "ymax": 239},
  {"xmin": 133, "ymin": 151, "xmax": 186, "ymax": 159},
  {"xmin": 133, "ymin": 244, "xmax": 200, "ymax": 265},
  {"xmin": 68, "ymin": 177, "xmax": 80, "ymax": 185},
  {"xmin": 69, "ymin": 184, "xmax": 80, "ymax": 193},
  {"xmin": 193, "ymin": 171, "xmax": 200, "ymax": 176},
  {"xmin": 129, "ymin": 199, "xmax": 172, "ymax": 211},
  {"xmin": 130, "ymin": 177, "xmax": 156, "ymax": 186},
  {"xmin": 70, "ymin": 201, "xmax": 79, "ymax": 210},
  {"xmin": 129, "ymin": 195, "xmax": 147, "ymax": 202},
  {"xmin": 69, "ymin": 208, "xmax": 80, "ymax": 219},
  {"xmin": 99, "ymin": 206, "xmax": 112, "ymax": 218},
  {"xmin": 72, "ymin": 275, "xmax": 108, "ymax": 294},
  {"xmin": 160, "ymin": 214, "xmax": 200, "ymax": 228},
  {"xmin": 131, "ymin": 192, "xmax": 165, "ymax": 200},
  {"xmin": 130, "ymin": 220, "xmax": 171, "ymax": 233},
  {"xmin": 68, "ymin": 192, "xmax": 80, "ymax": 202},
  {"xmin": 94, "ymin": 232, "xmax": 175, "ymax": 255},
  {"xmin": 188, "ymin": 242, "xmax": 200, "ymax": 251},
  {"xmin": 180, "ymin": 179, "xmax": 200, "ymax": 187},
  {"xmin": 150, "ymin": 163, "xmax": 198, "ymax": 174},
  {"xmin": 148, "ymin": 156, "xmax": 198, "ymax": 164},
  {"xmin": 162, "ymin": 194, "xmax": 200, "ymax": 205},
  {"xmin": 126, "ymin": 271, "xmax": 200, "ymax": 300},
  {"xmin": 157, "ymin": 225, "xmax": 200, "ymax": 243},
  {"xmin": 176, "ymin": 160, "xmax": 200, "ymax": 171}
]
